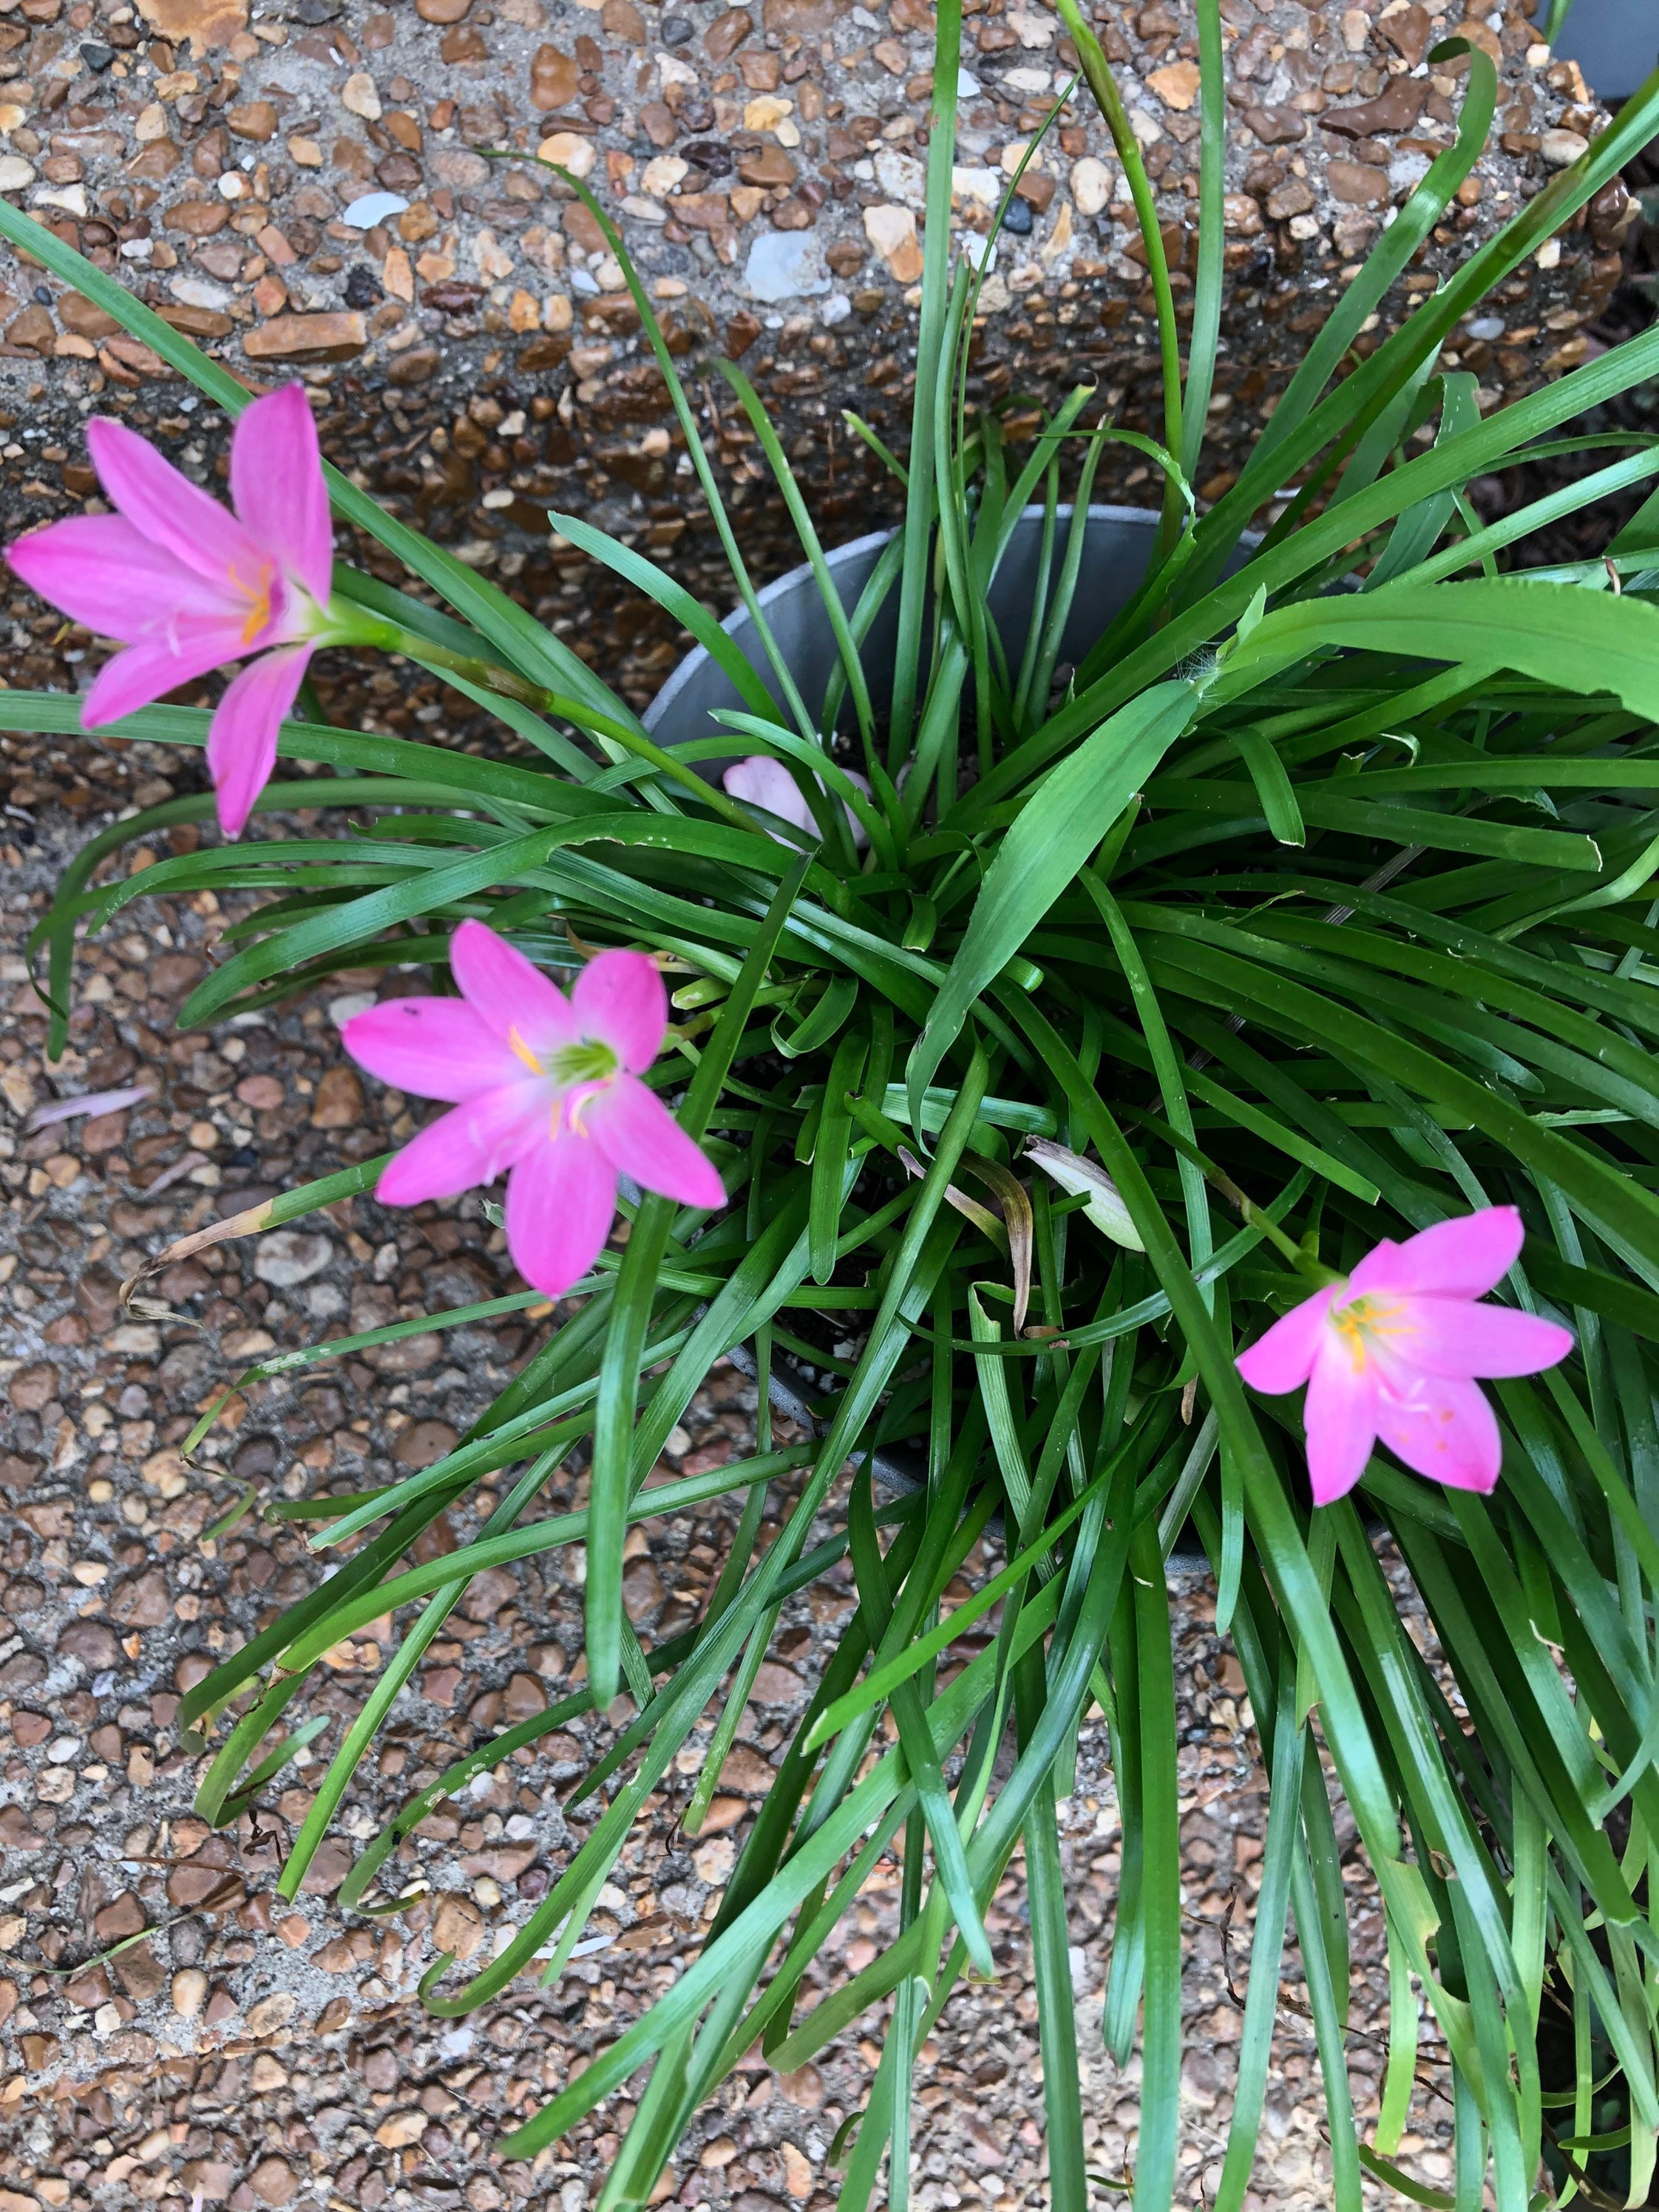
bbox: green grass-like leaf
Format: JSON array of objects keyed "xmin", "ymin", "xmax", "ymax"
[{"xmin": 13, "ymin": 16, "xmax": 1659, "ymax": 2205}]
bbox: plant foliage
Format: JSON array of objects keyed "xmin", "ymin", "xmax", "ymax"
[{"xmin": 7, "ymin": 5, "xmax": 1659, "ymax": 2205}]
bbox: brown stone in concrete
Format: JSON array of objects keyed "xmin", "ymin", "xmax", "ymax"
[
  {"xmin": 1323, "ymin": 79, "xmax": 1430, "ymax": 138},
  {"xmin": 225, "ymin": 101, "xmax": 279, "ymax": 141},
  {"xmin": 532, "ymin": 43, "xmax": 580, "ymax": 109},
  {"xmin": 1244, "ymin": 103, "xmax": 1306, "ymax": 144},
  {"xmin": 136, "ymin": 0, "xmax": 247, "ymax": 55},
  {"xmin": 244, "ymin": 312, "xmax": 369, "ymax": 361},
  {"xmin": 763, "ymin": 0, "xmax": 838, "ymax": 29},
  {"xmin": 1379, "ymin": 4, "xmax": 1434, "ymax": 67},
  {"xmin": 705, "ymin": 7, "xmax": 754, "ymax": 61},
  {"xmin": 1326, "ymin": 160, "xmax": 1392, "ymax": 207}
]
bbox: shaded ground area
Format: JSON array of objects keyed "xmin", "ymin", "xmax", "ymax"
[{"xmin": 0, "ymin": 730, "xmax": 1467, "ymax": 2208}]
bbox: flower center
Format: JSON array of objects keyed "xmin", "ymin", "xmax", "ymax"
[
  {"xmin": 1329, "ymin": 1292, "xmax": 1410, "ymax": 1375},
  {"xmin": 228, "ymin": 557, "xmax": 277, "ymax": 648},
  {"xmin": 507, "ymin": 1028, "xmax": 619, "ymax": 1088},
  {"xmin": 551, "ymin": 1039, "xmax": 620, "ymax": 1088}
]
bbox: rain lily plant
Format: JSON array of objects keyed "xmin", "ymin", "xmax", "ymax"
[
  {"xmin": 11, "ymin": 0, "xmax": 1659, "ymax": 2205},
  {"xmin": 342, "ymin": 921, "xmax": 725, "ymax": 1296}
]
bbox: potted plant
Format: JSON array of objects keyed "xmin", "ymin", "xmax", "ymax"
[{"xmin": 7, "ymin": 1, "xmax": 1659, "ymax": 2202}]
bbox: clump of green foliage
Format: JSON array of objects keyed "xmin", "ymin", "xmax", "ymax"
[{"xmin": 9, "ymin": 4, "xmax": 1659, "ymax": 2204}]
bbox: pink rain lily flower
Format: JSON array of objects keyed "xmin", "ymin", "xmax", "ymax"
[
  {"xmin": 1235, "ymin": 1207, "xmax": 1573, "ymax": 1506},
  {"xmin": 724, "ymin": 754, "xmax": 871, "ymax": 850},
  {"xmin": 5, "ymin": 384, "xmax": 336, "ymax": 841},
  {"xmin": 343, "ymin": 921, "xmax": 725, "ymax": 1298}
]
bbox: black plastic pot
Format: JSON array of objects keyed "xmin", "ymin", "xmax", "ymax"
[
  {"xmin": 645, "ymin": 503, "xmax": 1173, "ymax": 754},
  {"xmin": 1549, "ymin": 0, "xmax": 1659, "ymax": 99},
  {"xmin": 644, "ymin": 506, "xmax": 1213, "ymax": 1569}
]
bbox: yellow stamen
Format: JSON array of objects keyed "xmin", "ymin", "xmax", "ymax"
[
  {"xmin": 545, "ymin": 1098, "xmax": 591, "ymax": 1141},
  {"xmin": 1330, "ymin": 1293, "xmax": 1413, "ymax": 1375},
  {"xmin": 509, "ymin": 1026, "xmax": 543, "ymax": 1075},
  {"xmin": 1331, "ymin": 1305, "xmax": 1368, "ymax": 1377},
  {"xmin": 227, "ymin": 558, "xmax": 276, "ymax": 648}
]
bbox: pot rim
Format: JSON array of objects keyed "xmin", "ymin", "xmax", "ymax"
[{"xmin": 642, "ymin": 501, "xmax": 1167, "ymax": 739}]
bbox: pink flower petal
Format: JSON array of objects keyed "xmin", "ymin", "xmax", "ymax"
[
  {"xmin": 1394, "ymin": 1297, "xmax": 1574, "ymax": 1380},
  {"xmin": 86, "ymin": 414, "xmax": 267, "ymax": 588},
  {"xmin": 343, "ymin": 997, "xmax": 528, "ymax": 1103},
  {"xmin": 503, "ymin": 1125, "xmax": 619, "ymax": 1297},
  {"xmin": 207, "ymin": 645, "xmax": 313, "ymax": 838},
  {"xmin": 1373, "ymin": 1371, "xmax": 1502, "ymax": 1494},
  {"xmin": 26, "ymin": 1083, "xmax": 153, "ymax": 1131},
  {"xmin": 450, "ymin": 919, "xmax": 577, "ymax": 1060},
  {"xmin": 1349, "ymin": 1205, "xmax": 1523, "ymax": 1301},
  {"xmin": 5, "ymin": 515, "xmax": 223, "ymax": 645},
  {"xmin": 724, "ymin": 754, "xmax": 815, "ymax": 833},
  {"xmin": 584, "ymin": 1070, "xmax": 725, "ymax": 1210},
  {"xmin": 1303, "ymin": 1341, "xmax": 1378, "ymax": 1507},
  {"xmin": 571, "ymin": 949, "xmax": 667, "ymax": 1073},
  {"xmin": 84, "ymin": 625, "xmax": 256, "ymax": 727},
  {"xmin": 230, "ymin": 384, "xmax": 334, "ymax": 604},
  {"xmin": 1342, "ymin": 1238, "xmax": 1400, "ymax": 1291},
  {"xmin": 376, "ymin": 1085, "xmax": 546, "ymax": 1206},
  {"xmin": 722, "ymin": 754, "xmax": 871, "ymax": 849},
  {"xmin": 1235, "ymin": 1285, "xmax": 1336, "ymax": 1396}
]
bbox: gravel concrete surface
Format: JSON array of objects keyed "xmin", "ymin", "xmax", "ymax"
[
  {"xmin": 0, "ymin": 0, "xmax": 1638, "ymax": 686},
  {"xmin": 0, "ymin": 722, "xmax": 1463, "ymax": 2208}
]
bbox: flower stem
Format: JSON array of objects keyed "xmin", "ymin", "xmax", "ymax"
[{"xmin": 336, "ymin": 605, "xmax": 773, "ymax": 841}]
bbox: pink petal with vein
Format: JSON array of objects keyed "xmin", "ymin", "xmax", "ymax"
[
  {"xmin": 586, "ymin": 1070, "xmax": 725, "ymax": 1209},
  {"xmin": 1303, "ymin": 1345, "xmax": 1377, "ymax": 1507},
  {"xmin": 571, "ymin": 949, "xmax": 667, "ymax": 1073},
  {"xmin": 5, "ymin": 515, "xmax": 220, "ymax": 645},
  {"xmin": 503, "ymin": 1128, "xmax": 618, "ymax": 1297},
  {"xmin": 1373, "ymin": 1371, "xmax": 1502, "ymax": 1493},
  {"xmin": 343, "ymin": 997, "xmax": 526, "ymax": 1103},
  {"xmin": 376, "ymin": 1085, "xmax": 544, "ymax": 1206},
  {"xmin": 207, "ymin": 644, "xmax": 313, "ymax": 838},
  {"xmin": 87, "ymin": 414, "xmax": 265, "ymax": 586},
  {"xmin": 1235, "ymin": 1286, "xmax": 1335, "ymax": 1396},
  {"xmin": 231, "ymin": 385, "xmax": 333, "ymax": 603},
  {"xmin": 1397, "ymin": 1297, "xmax": 1575, "ymax": 1380},
  {"xmin": 450, "ymin": 919, "xmax": 576, "ymax": 1058},
  {"xmin": 84, "ymin": 625, "xmax": 257, "ymax": 727},
  {"xmin": 26, "ymin": 1084, "xmax": 153, "ymax": 1131},
  {"xmin": 1349, "ymin": 1205, "xmax": 1523, "ymax": 1301}
]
